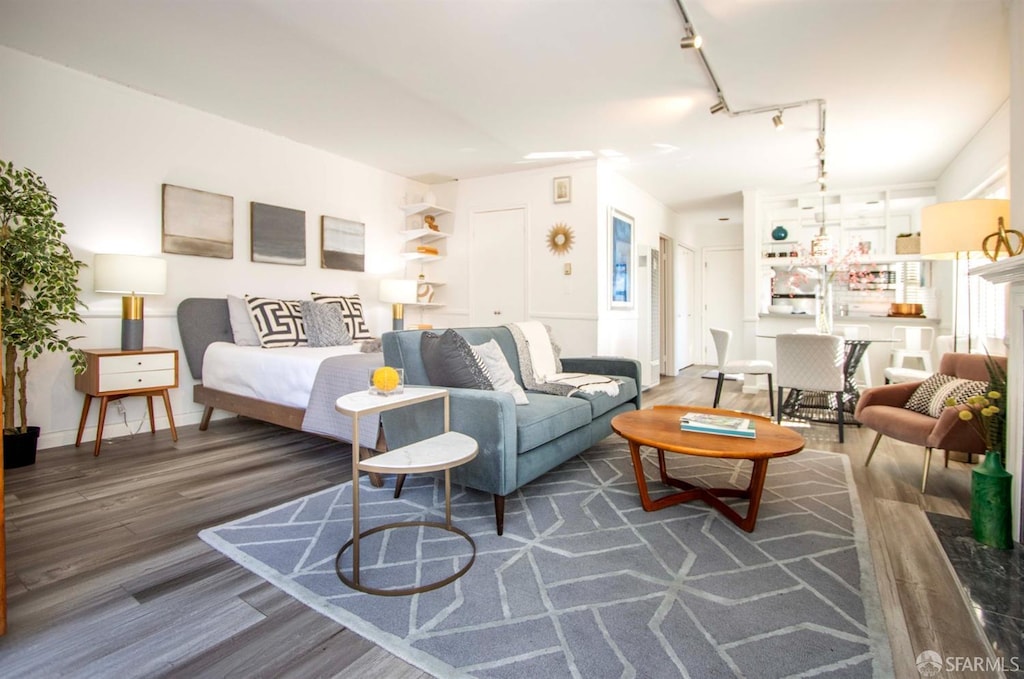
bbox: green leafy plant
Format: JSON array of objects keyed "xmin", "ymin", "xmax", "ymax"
[
  {"xmin": 946, "ymin": 353, "xmax": 1008, "ymax": 463},
  {"xmin": 0, "ymin": 159, "xmax": 86, "ymax": 434}
]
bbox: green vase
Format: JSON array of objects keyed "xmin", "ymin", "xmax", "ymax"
[{"xmin": 971, "ymin": 451, "xmax": 1013, "ymax": 549}]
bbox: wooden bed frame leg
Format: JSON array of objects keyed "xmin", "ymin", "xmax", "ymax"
[
  {"xmin": 393, "ymin": 474, "xmax": 406, "ymax": 498},
  {"xmin": 494, "ymin": 494, "xmax": 506, "ymax": 536},
  {"xmin": 199, "ymin": 406, "xmax": 214, "ymax": 431}
]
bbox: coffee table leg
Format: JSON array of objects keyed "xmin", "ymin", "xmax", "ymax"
[
  {"xmin": 700, "ymin": 458, "xmax": 770, "ymax": 532},
  {"xmin": 627, "ymin": 441, "xmax": 657, "ymax": 511}
]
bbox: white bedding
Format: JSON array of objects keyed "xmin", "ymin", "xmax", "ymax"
[{"xmin": 202, "ymin": 341, "xmax": 366, "ymax": 409}]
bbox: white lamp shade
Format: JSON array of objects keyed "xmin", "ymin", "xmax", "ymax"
[
  {"xmin": 93, "ymin": 254, "xmax": 168, "ymax": 295},
  {"xmin": 378, "ymin": 279, "xmax": 418, "ymax": 304},
  {"xmin": 921, "ymin": 199, "xmax": 1011, "ymax": 259}
]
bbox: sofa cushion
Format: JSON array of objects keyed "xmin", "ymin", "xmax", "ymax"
[
  {"xmin": 472, "ymin": 339, "xmax": 529, "ymax": 405},
  {"xmin": 905, "ymin": 373, "xmax": 987, "ymax": 418},
  {"xmin": 421, "ymin": 329, "xmax": 494, "ymax": 390},
  {"xmin": 514, "ymin": 393, "xmax": 591, "ymax": 454},
  {"xmin": 568, "ymin": 375, "xmax": 637, "ymax": 419}
]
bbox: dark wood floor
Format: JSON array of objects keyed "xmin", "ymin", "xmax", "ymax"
[{"xmin": 0, "ymin": 367, "xmax": 996, "ymax": 678}]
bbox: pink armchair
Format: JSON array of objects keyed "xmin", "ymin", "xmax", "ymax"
[{"xmin": 854, "ymin": 352, "xmax": 1006, "ymax": 492}]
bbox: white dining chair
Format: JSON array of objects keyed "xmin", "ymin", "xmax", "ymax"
[
  {"xmin": 836, "ymin": 324, "xmax": 873, "ymax": 388},
  {"xmin": 890, "ymin": 326, "xmax": 935, "ymax": 372},
  {"xmin": 775, "ymin": 333, "xmax": 847, "ymax": 442},
  {"xmin": 709, "ymin": 328, "xmax": 775, "ymax": 416},
  {"xmin": 884, "ymin": 334, "xmax": 952, "ymax": 383}
]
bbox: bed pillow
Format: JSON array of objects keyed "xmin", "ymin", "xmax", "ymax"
[
  {"xmin": 311, "ymin": 294, "xmax": 374, "ymax": 341},
  {"xmin": 245, "ymin": 296, "xmax": 307, "ymax": 348},
  {"xmin": 904, "ymin": 373, "xmax": 988, "ymax": 418},
  {"xmin": 472, "ymin": 339, "xmax": 528, "ymax": 404},
  {"xmin": 226, "ymin": 294, "xmax": 261, "ymax": 346},
  {"xmin": 421, "ymin": 329, "xmax": 493, "ymax": 390},
  {"xmin": 300, "ymin": 300, "xmax": 352, "ymax": 348}
]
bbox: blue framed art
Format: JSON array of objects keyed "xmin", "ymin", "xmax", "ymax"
[{"xmin": 610, "ymin": 208, "xmax": 634, "ymax": 309}]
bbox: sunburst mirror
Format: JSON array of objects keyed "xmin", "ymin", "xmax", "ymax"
[{"xmin": 546, "ymin": 222, "xmax": 575, "ymax": 255}]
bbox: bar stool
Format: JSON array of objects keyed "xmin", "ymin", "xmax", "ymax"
[{"xmin": 890, "ymin": 326, "xmax": 935, "ymax": 372}]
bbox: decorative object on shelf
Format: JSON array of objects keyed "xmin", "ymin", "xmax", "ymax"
[
  {"xmin": 321, "ymin": 216, "xmax": 365, "ymax": 272},
  {"xmin": 417, "ymin": 282, "xmax": 435, "ymax": 303},
  {"xmin": 546, "ymin": 222, "xmax": 575, "ymax": 255},
  {"xmin": 771, "ymin": 225, "xmax": 788, "ymax": 241},
  {"xmin": 368, "ymin": 366, "xmax": 404, "ymax": 396},
  {"xmin": 423, "ymin": 214, "xmax": 440, "ymax": 232},
  {"xmin": 553, "ymin": 176, "xmax": 572, "ymax": 204},
  {"xmin": 416, "ymin": 245, "xmax": 439, "ymax": 255},
  {"xmin": 951, "ymin": 355, "xmax": 1013, "ymax": 549},
  {"xmin": 810, "ymin": 226, "xmax": 832, "ymax": 256},
  {"xmin": 894, "ymin": 232, "xmax": 921, "ymax": 254},
  {"xmin": 161, "ymin": 183, "xmax": 234, "ymax": 259},
  {"xmin": 93, "ymin": 253, "xmax": 167, "ymax": 351},
  {"xmin": 1, "ymin": 159, "xmax": 87, "ymax": 468},
  {"xmin": 378, "ymin": 279, "xmax": 418, "ymax": 331},
  {"xmin": 251, "ymin": 201, "xmax": 306, "ymax": 266}
]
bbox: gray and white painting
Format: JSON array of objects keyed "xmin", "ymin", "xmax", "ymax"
[
  {"xmin": 251, "ymin": 202, "xmax": 306, "ymax": 266},
  {"xmin": 320, "ymin": 216, "xmax": 365, "ymax": 272},
  {"xmin": 162, "ymin": 184, "xmax": 234, "ymax": 258}
]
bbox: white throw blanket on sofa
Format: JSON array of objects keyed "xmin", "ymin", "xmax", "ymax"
[{"xmin": 507, "ymin": 321, "xmax": 619, "ymax": 397}]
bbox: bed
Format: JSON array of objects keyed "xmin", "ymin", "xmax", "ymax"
[{"xmin": 176, "ymin": 297, "xmax": 386, "ymax": 450}]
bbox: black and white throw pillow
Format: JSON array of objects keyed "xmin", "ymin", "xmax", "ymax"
[
  {"xmin": 421, "ymin": 329, "xmax": 493, "ymax": 390},
  {"xmin": 311, "ymin": 293, "xmax": 373, "ymax": 341},
  {"xmin": 905, "ymin": 373, "xmax": 988, "ymax": 418},
  {"xmin": 245, "ymin": 296, "xmax": 307, "ymax": 348}
]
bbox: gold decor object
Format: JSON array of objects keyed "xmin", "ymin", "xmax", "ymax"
[
  {"xmin": 982, "ymin": 217, "xmax": 1024, "ymax": 262},
  {"xmin": 546, "ymin": 222, "xmax": 575, "ymax": 255},
  {"xmin": 423, "ymin": 215, "xmax": 439, "ymax": 231}
]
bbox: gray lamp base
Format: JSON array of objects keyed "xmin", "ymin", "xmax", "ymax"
[
  {"xmin": 392, "ymin": 317, "xmax": 405, "ymax": 331},
  {"xmin": 121, "ymin": 319, "xmax": 144, "ymax": 351}
]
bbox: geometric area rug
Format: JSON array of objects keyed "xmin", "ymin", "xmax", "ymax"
[{"xmin": 199, "ymin": 438, "xmax": 894, "ymax": 678}]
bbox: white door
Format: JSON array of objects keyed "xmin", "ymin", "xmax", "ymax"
[
  {"xmin": 702, "ymin": 247, "xmax": 744, "ymax": 364},
  {"xmin": 470, "ymin": 208, "xmax": 527, "ymax": 325},
  {"xmin": 675, "ymin": 243, "xmax": 695, "ymax": 372}
]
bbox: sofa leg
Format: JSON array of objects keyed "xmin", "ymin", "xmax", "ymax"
[
  {"xmin": 865, "ymin": 432, "xmax": 883, "ymax": 467},
  {"xmin": 494, "ymin": 494, "xmax": 506, "ymax": 536},
  {"xmin": 921, "ymin": 447, "xmax": 933, "ymax": 493},
  {"xmin": 394, "ymin": 474, "xmax": 406, "ymax": 499}
]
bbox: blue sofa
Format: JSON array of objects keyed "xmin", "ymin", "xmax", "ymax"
[{"xmin": 380, "ymin": 326, "xmax": 641, "ymax": 534}]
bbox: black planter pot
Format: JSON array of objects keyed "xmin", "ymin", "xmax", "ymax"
[{"xmin": 4, "ymin": 426, "xmax": 41, "ymax": 469}]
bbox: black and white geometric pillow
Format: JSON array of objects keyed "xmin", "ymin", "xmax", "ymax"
[
  {"xmin": 245, "ymin": 296, "xmax": 308, "ymax": 348},
  {"xmin": 311, "ymin": 293, "xmax": 373, "ymax": 341},
  {"xmin": 905, "ymin": 373, "xmax": 988, "ymax": 418}
]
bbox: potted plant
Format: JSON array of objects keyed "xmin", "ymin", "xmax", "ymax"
[{"xmin": 1, "ymin": 159, "xmax": 86, "ymax": 468}]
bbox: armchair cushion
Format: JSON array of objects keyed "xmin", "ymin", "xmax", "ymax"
[{"xmin": 904, "ymin": 373, "xmax": 987, "ymax": 417}]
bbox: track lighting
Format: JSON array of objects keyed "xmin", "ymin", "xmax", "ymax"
[
  {"xmin": 772, "ymin": 111, "xmax": 784, "ymax": 130},
  {"xmin": 680, "ymin": 34, "xmax": 703, "ymax": 49},
  {"xmin": 709, "ymin": 99, "xmax": 727, "ymax": 115}
]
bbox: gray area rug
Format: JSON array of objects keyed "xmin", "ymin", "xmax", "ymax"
[{"xmin": 200, "ymin": 438, "xmax": 893, "ymax": 678}]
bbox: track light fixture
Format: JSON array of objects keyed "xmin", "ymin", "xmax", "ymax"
[
  {"xmin": 709, "ymin": 99, "xmax": 727, "ymax": 115},
  {"xmin": 679, "ymin": 34, "xmax": 703, "ymax": 49},
  {"xmin": 772, "ymin": 111, "xmax": 784, "ymax": 130}
]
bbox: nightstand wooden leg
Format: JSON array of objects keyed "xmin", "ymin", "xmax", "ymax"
[
  {"xmin": 161, "ymin": 390, "xmax": 178, "ymax": 442},
  {"xmin": 76, "ymin": 394, "xmax": 93, "ymax": 447},
  {"xmin": 146, "ymin": 395, "xmax": 156, "ymax": 433},
  {"xmin": 94, "ymin": 396, "xmax": 110, "ymax": 456}
]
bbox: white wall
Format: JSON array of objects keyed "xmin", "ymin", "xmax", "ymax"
[
  {"xmin": 0, "ymin": 46, "xmax": 421, "ymax": 449},
  {"xmin": 935, "ymin": 100, "xmax": 1011, "ymax": 202},
  {"xmin": 430, "ymin": 161, "xmax": 600, "ymax": 356}
]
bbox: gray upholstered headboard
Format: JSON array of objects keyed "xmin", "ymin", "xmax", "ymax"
[{"xmin": 176, "ymin": 298, "xmax": 233, "ymax": 380}]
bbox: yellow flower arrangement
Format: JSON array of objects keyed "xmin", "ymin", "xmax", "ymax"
[{"xmin": 945, "ymin": 354, "xmax": 1008, "ymax": 460}]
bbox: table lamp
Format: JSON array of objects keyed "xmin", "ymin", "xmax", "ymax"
[
  {"xmin": 921, "ymin": 199, "xmax": 1011, "ymax": 352},
  {"xmin": 93, "ymin": 254, "xmax": 168, "ymax": 350},
  {"xmin": 378, "ymin": 279, "xmax": 417, "ymax": 331}
]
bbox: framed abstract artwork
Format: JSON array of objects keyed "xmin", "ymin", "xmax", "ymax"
[
  {"xmin": 161, "ymin": 184, "xmax": 234, "ymax": 258},
  {"xmin": 321, "ymin": 216, "xmax": 365, "ymax": 271},
  {"xmin": 609, "ymin": 208, "xmax": 634, "ymax": 309},
  {"xmin": 251, "ymin": 202, "xmax": 306, "ymax": 266}
]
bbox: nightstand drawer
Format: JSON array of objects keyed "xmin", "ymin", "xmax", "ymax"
[
  {"xmin": 99, "ymin": 368, "xmax": 176, "ymax": 392},
  {"xmin": 100, "ymin": 352, "xmax": 175, "ymax": 374}
]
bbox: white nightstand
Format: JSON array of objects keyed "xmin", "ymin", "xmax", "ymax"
[
  {"xmin": 334, "ymin": 386, "xmax": 477, "ymax": 595},
  {"xmin": 74, "ymin": 347, "xmax": 179, "ymax": 456}
]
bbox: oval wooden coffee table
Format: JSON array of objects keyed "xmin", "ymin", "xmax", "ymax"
[{"xmin": 611, "ymin": 405, "xmax": 805, "ymax": 532}]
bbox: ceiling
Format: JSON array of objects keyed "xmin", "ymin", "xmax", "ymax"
[{"xmin": 0, "ymin": 0, "xmax": 1011, "ymax": 218}]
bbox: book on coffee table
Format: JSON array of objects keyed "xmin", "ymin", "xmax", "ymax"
[{"xmin": 680, "ymin": 412, "xmax": 756, "ymax": 438}]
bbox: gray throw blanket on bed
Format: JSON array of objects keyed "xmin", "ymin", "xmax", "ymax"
[{"xmin": 301, "ymin": 352, "xmax": 385, "ymax": 444}]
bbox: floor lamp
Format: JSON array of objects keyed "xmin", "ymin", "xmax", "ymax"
[{"xmin": 921, "ymin": 199, "xmax": 1012, "ymax": 353}]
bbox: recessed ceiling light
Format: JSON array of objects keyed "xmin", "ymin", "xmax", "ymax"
[{"xmin": 718, "ymin": 217, "xmax": 729, "ymax": 221}]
